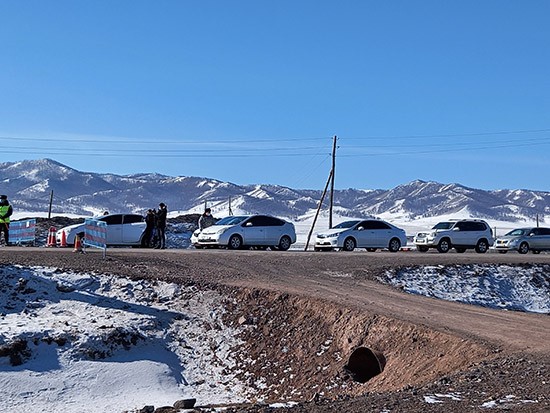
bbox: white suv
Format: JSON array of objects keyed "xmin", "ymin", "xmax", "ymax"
[{"xmin": 414, "ymin": 219, "xmax": 494, "ymax": 253}]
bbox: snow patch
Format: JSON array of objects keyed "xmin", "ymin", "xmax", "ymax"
[
  {"xmin": 380, "ymin": 264, "xmax": 550, "ymax": 313},
  {"xmin": 0, "ymin": 266, "xmax": 254, "ymax": 412}
]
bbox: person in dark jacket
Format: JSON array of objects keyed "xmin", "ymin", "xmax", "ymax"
[
  {"xmin": 142, "ymin": 209, "xmax": 156, "ymax": 247},
  {"xmin": 198, "ymin": 208, "xmax": 216, "ymax": 231},
  {"xmin": 0, "ymin": 195, "xmax": 13, "ymax": 246},
  {"xmin": 155, "ymin": 202, "xmax": 167, "ymax": 249}
]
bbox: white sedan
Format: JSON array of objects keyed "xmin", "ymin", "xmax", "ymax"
[
  {"xmin": 56, "ymin": 213, "xmax": 147, "ymax": 247},
  {"xmin": 314, "ymin": 219, "xmax": 407, "ymax": 252},
  {"xmin": 197, "ymin": 215, "xmax": 296, "ymax": 250}
]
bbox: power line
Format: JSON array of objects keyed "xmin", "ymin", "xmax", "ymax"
[
  {"xmin": 0, "ymin": 135, "xmax": 333, "ymax": 145},
  {"xmin": 0, "ymin": 144, "xmax": 327, "ymax": 154},
  {"xmin": 1, "ymin": 127, "xmax": 549, "ymax": 160},
  {"xmin": 0, "ymin": 149, "xmax": 331, "ymax": 158},
  {"xmin": 340, "ymin": 139, "xmax": 550, "ymax": 157},
  {"xmin": 344, "ymin": 128, "xmax": 550, "ymax": 141},
  {"xmin": 344, "ymin": 136, "xmax": 550, "ymax": 150},
  {"xmin": 3, "ymin": 127, "xmax": 549, "ymax": 145}
]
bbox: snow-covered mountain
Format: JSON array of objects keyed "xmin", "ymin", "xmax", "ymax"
[{"xmin": 1, "ymin": 159, "xmax": 549, "ymax": 223}]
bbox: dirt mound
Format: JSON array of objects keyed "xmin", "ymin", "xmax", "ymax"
[{"xmin": 222, "ymin": 288, "xmax": 492, "ymax": 402}]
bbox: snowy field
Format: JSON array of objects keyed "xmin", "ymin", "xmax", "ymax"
[
  {"xmin": 0, "ymin": 266, "xmax": 253, "ymax": 413},
  {"xmin": 380, "ymin": 264, "xmax": 550, "ymax": 314}
]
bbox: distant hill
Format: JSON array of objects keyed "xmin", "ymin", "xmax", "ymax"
[{"xmin": 1, "ymin": 159, "xmax": 548, "ymax": 223}]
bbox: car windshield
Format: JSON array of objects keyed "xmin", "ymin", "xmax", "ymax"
[
  {"xmin": 432, "ymin": 222, "xmax": 454, "ymax": 230},
  {"xmin": 505, "ymin": 228, "xmax": 528, "ymax": 236},
  {"xmin": 333, "ymin": 220, "xmax": 360, "ymax": 229},
  {"xmin": 215, "ymin": 216, "xmax": 248, "ymax": 226}
]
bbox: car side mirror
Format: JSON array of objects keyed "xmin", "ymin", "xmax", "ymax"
[
  {"xmin": 357, "ymin": 226, "xmax": 364, "ymax": 231},
  {"xmin": 245, "ymin": 222, "xmax": 253, "ymax": 227},
  {"xmin": 452, "ymin": 227, "xmax": 460, "ymax": 231},
  {"xmin": 529, "ymin": 233, "xmax": 535, "ymax": 237}
]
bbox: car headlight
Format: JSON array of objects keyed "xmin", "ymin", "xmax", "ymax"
[
  {"xmin": 326, "ymin": 232, "xmax": 341, "ymax": 238},
  {"xmin": 215, "ymin": 228, "xmax": 228, "ymax": 235},
  {"xmin": 508, "ymin": 239, "xmax": 519, "ymax": 246}
]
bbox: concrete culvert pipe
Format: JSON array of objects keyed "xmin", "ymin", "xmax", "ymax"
[{"xmin": 345, "ymin": 347, "xmax": 386, "ymax": 383}]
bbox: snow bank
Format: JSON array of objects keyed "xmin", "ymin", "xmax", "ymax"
[
  {"xmin": 380, "ymin": 264, "xmax": 550, "ymax": 313},
  {"xmin": 0, "ymin": 266, "xmax": 252, "ymax": 412}
]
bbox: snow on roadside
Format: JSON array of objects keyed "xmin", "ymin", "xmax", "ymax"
[
  {"xmin": 0, "ymin": 265, "xmax": 252, "ymax": 413},
  {"xmin": 380, "ymin": 264, "xmax": 550, "ymax": 314}
]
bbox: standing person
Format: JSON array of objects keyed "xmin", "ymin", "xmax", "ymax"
[
  {"xmin": 155, "ymin": 202, "xmax": 167, "ymax": 249},
  {"xmin": 198, "ymin": 208, "xmax": 216, "ymax": 231},
  {"xmin": 142, "ymin": 209, "xmax": 155, "ymax": 247},
  {"xmin": 0, "ymin": 195, "xmax": 13, "ymax": 246}
]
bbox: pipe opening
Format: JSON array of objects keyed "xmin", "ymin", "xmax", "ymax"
[{"xmin": 345, "ymin": 347, "xmax": 386, "ymax": 383}]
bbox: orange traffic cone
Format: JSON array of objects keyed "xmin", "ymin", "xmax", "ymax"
[
  {"xmin": 47, "ymin": 226, "xmax": 57, "ymax": 247},
  {"xmin": 59, "ymin": 230, "xmax": 68, "ymax": 247},
  {"xmin": 73, "ymin": 234, "xmax": 83, "ymax": 253}
]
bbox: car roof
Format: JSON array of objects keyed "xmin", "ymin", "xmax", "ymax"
[
  {"xmin": 448, "ymin": 219, "xmax": 488, "ymax": 222},
  {"xmin": 96, "ymin": 213, "xmax": 142, "ymax": 219}
]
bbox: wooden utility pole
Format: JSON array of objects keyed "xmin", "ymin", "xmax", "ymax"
[
  {"xmin": 48, "ymin": 190, "xmax": 54, "ymax": 219},
  {"xmin": 329, "ymin": 135, "xmax": 337, "ymax": 228},
  {"xmin": 228, "ymin": 196, "xmax": 233, "ymax": 216},
  {"xmin": 304, "ymin": 169, "xmax": 334, "ymax": 251},
  {"xmin": 536, "ymin": 214, "xmax": 540, "ymax": 227}
]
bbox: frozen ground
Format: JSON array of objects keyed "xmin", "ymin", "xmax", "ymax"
[
  {"xmin": 380, "ymin": 264, "xmax": 550, "ymax": 314},
  {"xmin": 0, "ymin": 266, "xmax": 252, "ymax": 413}
]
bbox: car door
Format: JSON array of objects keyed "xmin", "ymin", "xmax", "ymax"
[
  {"xmin": 451, "ymin": 221, "xmax": 470, "ymax": 246},
  {"xmin": 99, "ymin": 214, "xmax": 123, "ymax": 245},
  {"xmin": 540, "ymin": 228, "xmax": 550, "ymax": 250},
  {"xmin": 355, "ymin": 221, "xmax": 378, "ymax": 247},
  {"xmin": 122, "ymin": 214, "xmax": 145, "ymax": 244},
  {"xmin": 241, "ymin": 216, "xmax": 267, "ymax": 245},
  {"xmin": 261, "ymin": 216, "xmax": 286, "ymax": 245},
  {"xmin": 527, "ymin": 228, "xmax": 544, "ymax": 249},
  {"xmin": 370, "ymin": 220, "xmax": 394, "ymax": 247}
]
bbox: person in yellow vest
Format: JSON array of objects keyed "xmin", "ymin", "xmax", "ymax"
[{"xmin": 0, "ymin": 194, "xmax": 13, "ymax": 246}]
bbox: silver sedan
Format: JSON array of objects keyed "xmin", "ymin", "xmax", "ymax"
[
  {"xmin": 197, "ymin": 215, "xmax": 296, "ymax": 250},
  {"xmin": 314, "ymin": 219, "xmax": 407, "ymax": 252},
  {"xmin": 495, "ymin": 227, "xmax": 550, "ymax": 254}
]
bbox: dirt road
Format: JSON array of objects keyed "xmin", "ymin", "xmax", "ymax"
[{"xmin": 1, "ymin": 248, "xmax": 549, "ymax": 412}]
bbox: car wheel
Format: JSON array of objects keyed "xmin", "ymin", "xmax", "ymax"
[
  {"xmin": 228, "ymin": 234, "xmax": 243, "ymax": 250},
  {"xmin": 475, "ymin": 240, "xmax": 489, "ymax": 253},
  {"xmin": 388, "ymin": 238, "xmax": 401, "ymax": 252},
  {"xmin": 437, "ymin": 239, "xmax": 451, "ymax": 253},
  {"xmin": 518, "ymin": 242, "xmax": 529, "ymax": 254},
  {"xmin": 416, "ymin": 246, "xmax": 429, "ymax": 253},
  {"xmin": 278, "ymin": 236, "xmax": 292, "ymax": 251},
  {"xmin": 455, "ymin": 247, "xmax": 466, "ymax": 253},
  {"xmin": 342, "ymin": 237, "xmax": 356, "ymax": 252}
]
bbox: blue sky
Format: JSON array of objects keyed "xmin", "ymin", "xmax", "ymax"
[{"xmin": 1, "ymin": 1, "xmax": 549, "ymax": 191}]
